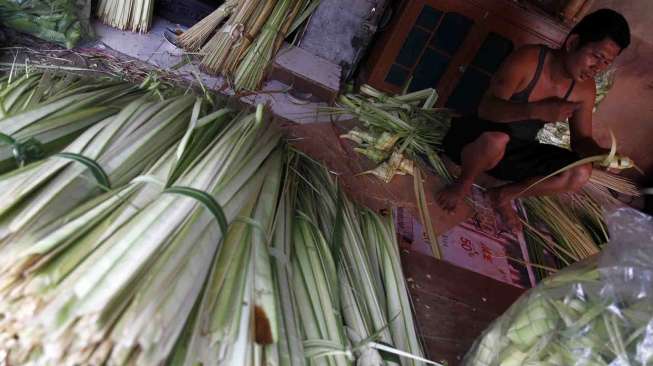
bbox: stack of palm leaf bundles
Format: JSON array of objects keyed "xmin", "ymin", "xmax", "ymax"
[
  {"xmin": 0, "ymin": 91, "xmax": 432, "ymax": 365},
  {"xmin": 177, "ymin": 0, "xmax": 321, "ymax": 91},
  {"xmin": 96, "ymin": 0, "xmax": 155, "ymax": 33},
  {"xmin": 334, "ymin": 84, "xmax": 640, "ymax": 275},
  {"xmin": 0, "ymin": 71, "xmax": 146, "ymax": 173},
  {"xmin": 132, "ymin": 152, "xmax": 433, "ymax": 366},
  {"xmin": 0, "ymin": 102, "xmax": 283, "ymax": 364},
  {"xmin": 464, "ymin": 208, "xmax": 653, "ymax": 366}
]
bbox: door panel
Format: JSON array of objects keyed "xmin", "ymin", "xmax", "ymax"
[
  {"xmin": 408, "ymin": 47, "xmax": 450, "ymax": 92},
  {"xmin": 471, "ymin": 32, "xmax": 515, "ymax": 74},
  {"xmin": 366, "ymin": 0, "xmax": 486, "ymax": 94},
  {"xmin": 430, "ymin": 11, "xmax": 474, "ymax": 54},
  {"xmin": 446, "ymin": 32, "xmax": 515, "ymax": 114},
  {"xmin": 445, "ymin": 65, "xmax": 493, "ymax": 114},
  {"xmin": 405, "ymin": 10, "xmax": 475, "ymax": 92}
]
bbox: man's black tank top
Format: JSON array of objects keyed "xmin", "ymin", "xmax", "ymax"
[{"xmin": 498, "ymin": 45, "xmax": 576, "ymax": 141}]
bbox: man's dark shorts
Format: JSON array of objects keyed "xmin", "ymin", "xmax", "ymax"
[{"xmin": 442, "ymin": 116, "xmax": 580, "ymax": 182}]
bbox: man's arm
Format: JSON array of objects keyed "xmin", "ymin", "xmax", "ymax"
[
  {"xmin": 478, "ymin": 47, "xmax": 580, "ymax": 123},
  {"xmin": 568, "ymin": 81, "xmax": 606, "ymax": 157},
  {"xmin": 477, "ymin": 48, "xmax": 533, "ymax": 122}
]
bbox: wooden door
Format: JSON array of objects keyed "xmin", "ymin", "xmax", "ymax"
[{"xmin": 365, "ymin": 0, "xmax": 486, "ymax": 95}]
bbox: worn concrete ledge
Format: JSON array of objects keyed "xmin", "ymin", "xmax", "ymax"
[
  {"xmin": 270, "ymin": 45, "xmax": 342, "ymax": 104},
  {"xmin": 93, "ymin": 17, "xmax": 340, "ymax": 125}
]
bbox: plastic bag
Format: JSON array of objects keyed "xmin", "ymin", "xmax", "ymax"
[
  {"xmin": 464, "ymin": 208, "xmax": 653, "ymax": 366},
  {"xmin": 0, "ymin": 0, "xmax": 93, "ymax": 48}
]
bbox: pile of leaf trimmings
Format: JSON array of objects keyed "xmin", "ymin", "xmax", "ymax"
[{"xmin": 335, "ymin": 84, "xmax": 452, "ymax": 182}]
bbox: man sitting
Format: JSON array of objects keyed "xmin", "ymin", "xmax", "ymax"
[{"xmin": 437, "ymin": 9, "xmax": 631, "ymax": 230}]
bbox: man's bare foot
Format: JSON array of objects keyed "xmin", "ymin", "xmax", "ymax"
[
  {"xmin": 488, "ymin": 189, "xmax": 523, "ymax": 232},
  {"xmin": 436, "ymin": 182, "xmax": 470, "ymax": 213}
]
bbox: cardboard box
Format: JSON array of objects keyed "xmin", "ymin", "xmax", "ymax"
[{"xmin": 395, "ymin": 187, "xmax": 536, "ymax": 288}]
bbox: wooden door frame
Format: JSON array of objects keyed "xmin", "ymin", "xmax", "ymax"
[{"xmin": 470, "ymin": 0, "xmax": 570, "ymax": 47}]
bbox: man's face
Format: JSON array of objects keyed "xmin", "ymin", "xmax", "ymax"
[{"xmin": 564, "ymin": 37, "xmax": 621, "ymax": 82}]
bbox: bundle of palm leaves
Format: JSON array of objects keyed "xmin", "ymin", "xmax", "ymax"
[
  {"xmin": 0, "ymin": 71, "xmax": 145, "ymax": 173},
  {"xmin": 0, "ymin": 94, "xmax": 199, "ymax": 244},
  {"xmin": 96, "ymin": 0, "xmax": 154, "ymax": 33},
  {"xmin": 289, "ymin": 156, "xmax": 430, "ymax": 366},
  {"xmin": 233, "ymin": 0, "xmax": 313, "ymax": 90},
  {"xmin": 0, "ymin": 104, "xmax": 282, "ymax": 364},
  {"xmin": 176, "ymin": 0, "xmax": 241, "ymax": 51},
  {"xmin": 0, "ymin": 101, "xmax": 432, "ymax": 364},
  {"xmin": 0, "ymin": 68, "xmax": 435, "ymax": 366},
  {"xmin": 178, "ymin": 0, "xmax": 321, "ymax": 91}
]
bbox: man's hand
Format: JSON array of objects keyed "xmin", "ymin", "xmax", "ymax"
[{"xmin": 529, "ymin": 99, "xmax": 581, "ymax": 122}]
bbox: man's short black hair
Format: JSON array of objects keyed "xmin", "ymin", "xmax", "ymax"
[{"xmin": 570, "ymin": 9, "xmax": 631, "ymax": 52}]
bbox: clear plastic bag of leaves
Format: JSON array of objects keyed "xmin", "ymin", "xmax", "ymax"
[
  {"xmin": 464, "ymin": 207, "xmax": 653, "ymax": 366},
  {"xmin": 0, "ymin": 0, "xmax": 93, "ymax": 48}
]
